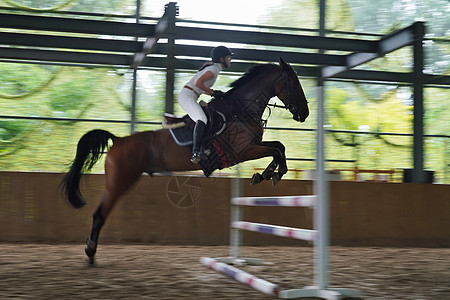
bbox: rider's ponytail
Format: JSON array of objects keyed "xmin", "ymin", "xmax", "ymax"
[{"xmin": 198, "ymin": 61, "xmax": 214, "ymax": 71}]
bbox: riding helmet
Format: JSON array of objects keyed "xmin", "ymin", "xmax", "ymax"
[{"xmin": 211, "ymin": 46, "xmax": 233, "ymax": 62}]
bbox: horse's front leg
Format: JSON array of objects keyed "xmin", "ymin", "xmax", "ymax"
[
  {"xmin": 261, "ymin": 141, "xmax": 288, "ymax": 185},
  {"xmin": 240, "ymin": 141, "xmax": 287, "ymax": 185},
  {"xmin": 259, "ymin": 141, "xmax": 287, "ymax": 185},
  {"xmin": 260, "ymin": 141, "xmax": 287, "ymax": 173}
]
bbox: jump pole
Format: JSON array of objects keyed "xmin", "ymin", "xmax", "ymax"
[{"xmin": 200, "ymin": 257, "xmax": 280, "ymax": 296}]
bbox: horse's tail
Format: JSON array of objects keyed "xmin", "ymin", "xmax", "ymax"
[{"xmin": 62, "ymin": 129, "xmax": 117, "ymax": 209}]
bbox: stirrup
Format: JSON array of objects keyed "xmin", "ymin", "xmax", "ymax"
[{"xmin": 191, "ymin": 152, "xmax": 203, "ymax": 164}]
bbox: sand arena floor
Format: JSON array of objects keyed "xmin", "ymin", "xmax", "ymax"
[{"xmin": 0, "ymin": 244, "xmax": 449, "ymax": 299}]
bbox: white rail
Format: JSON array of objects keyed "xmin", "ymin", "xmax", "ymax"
[
  {"xmin": 232, "ymin": 221, "xmax": 316, "ymax": 242},
  {"xmin": 200, "ymin": 257, "xmax": 280, "ymax": 296},
  {"xmin": 232, "ymin": 195, "xmax": 316, "ymax": 207}
]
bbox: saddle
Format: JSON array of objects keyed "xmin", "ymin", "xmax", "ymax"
[
  {"xmin": 162, "ymin": 100, "xmax": 209, "ymax": 130},
  {"xmin": 162, "ymin": 105, "xmax": 230, "ymax": 177},
  {"xmin": 163, "ymin": 105, "xmax": 227, "ymax": 147}
]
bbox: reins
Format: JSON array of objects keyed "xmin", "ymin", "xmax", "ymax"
[{"xmin": 267, "ymin": 102, "xmax": 289, "ymax": 109}]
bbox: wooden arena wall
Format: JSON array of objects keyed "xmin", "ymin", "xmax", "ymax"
[{"xmin": 0, "ymin": 171, "xmax": 449, "ymax": 247}]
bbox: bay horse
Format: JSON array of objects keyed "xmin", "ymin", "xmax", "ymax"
[{"xmin": 62, "ymin": 57, "xmax": 309, "ymax": 263}]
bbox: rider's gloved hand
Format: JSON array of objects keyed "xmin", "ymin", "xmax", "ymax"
[{"xmin": 211, "ymin": 90, "xmax": 225, "ymax": 99}]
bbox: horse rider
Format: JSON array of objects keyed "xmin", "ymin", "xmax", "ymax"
[{"xmin": 178, "ymin": 46, "xmax": 233, "ymax": 164}]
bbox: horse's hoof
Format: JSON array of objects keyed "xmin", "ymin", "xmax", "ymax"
[
  {"xmin": 87, "ymin": 257, "xmax": 95, "ymax": 266},
  {"xmin": 85, "ymin": 239, "xmax": 97, "ymax": 261},
  {"xmin": 251, "ymin": 173, "xmax": 264, "ymax": 185},
  {"xmin": 272, "ymin": 172, "xmax": 282, "ymax": 185}
]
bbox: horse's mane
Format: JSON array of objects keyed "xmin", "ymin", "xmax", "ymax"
[
  {"xmin": 209, "ymin": 63, "xmax": 279, "ymax": 110},
  {"xmin": 229, "ymin": 64, "xmax": 279, "ymax": 90}
]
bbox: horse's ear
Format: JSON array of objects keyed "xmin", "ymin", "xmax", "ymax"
[{"xmin": 279, "ymin": 57, "xmax": 289, "ymax": 69}]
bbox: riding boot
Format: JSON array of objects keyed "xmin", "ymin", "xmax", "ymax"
[{"xmin": 191, "ymin": 120, "xmax": 206, "ymax": 164}]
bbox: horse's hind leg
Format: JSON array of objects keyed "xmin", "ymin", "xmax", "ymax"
[
  {"xmin": 85, "ymin": 191, "xmax": 116, "ymax": 264},
  {"xmin": 85, "ymin": 156, "xmax": 144, "ymax": 264}
]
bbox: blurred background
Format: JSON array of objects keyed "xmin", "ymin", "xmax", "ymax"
[{"xmin": 0, "ymin": 0, "xmax": 449, "ymax": 183}]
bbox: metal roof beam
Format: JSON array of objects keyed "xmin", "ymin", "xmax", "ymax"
[
  {"xmin": 0, "ymin": 32, "xmax": 141, "ymax": 53},
  {"xmin": 142, "ymin": 57, "xmax": 450, "ymax": 85},
  {"xmin": 0, "ymin": 32, "xmax": 346, "ymax": 67},
  {"xmin": 152, "ymin": 44, "xmax": 347, "ymax": 66},
  {"xmin": 0, "ymin": 12, "xmax": 154, "ymax": 36},
  {"xmin": 322, "ymin": 22, "xmax": 419, "ymax": 78},
  {"xmin": 1, "ymin": 53, "xmax": 447, "ymax": 85},
  {"xmin": 378, "ymin": 22, "xmax": 417, "ymax": 54},
  {"xmin": 173, "ymin": 26, "xmax": 378, "ymax": 52},
  {"xmin": 0, "ymin": 39, "xmax": 347, "ymax": 67},
  {"xmin": 423, "ymin": 74, "xmax": 450, "ymax": 86},
  {"xmin": 0, "ymin": 13, "xmax": 377, "ymax": 53},
  {"xmin": 321, "ymin": 52, "xmax": 378, "ymax": 78},
  {"xmin": 0, "ymin": 47, "xmax": 131, "ymax": 66}
]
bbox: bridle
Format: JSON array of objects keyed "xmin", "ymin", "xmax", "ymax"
[{"xmin": 270, "ymin": 68, "xmax": 303, "ymax": 115}]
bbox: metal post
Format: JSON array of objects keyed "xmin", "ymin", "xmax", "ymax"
[
  {"xmin": 314, "ymin": 0, "xmax": 329, "ymax": 290},
  {"xmin": 412, "ymin": 22, "xmax": 425, "ymax": 182},
  {"xmin": 164, "ymin": 3, "xmax": 177, "ymax": 114},
  {"xmin": 130, "ymin": 0, "xmax": 141, "ymax": 133},
  {"xmin": 445, "ymin": 139, "xmax": 449, "ymax": 183},
  {"xmin": 131, "ymin": 69, "xmax": 138, "ymax": 133},
  {"xmin": 315, "ymin": 82, "xmax": 329, "ymax": 290},
  {"xmin": 354, "ymin": 134, "xmax": 359, "ymax": 169},
  {"xmin": 230, "ymin": 167, "xmax": 243, "ymax": 259}
]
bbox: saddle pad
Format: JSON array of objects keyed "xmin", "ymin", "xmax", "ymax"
[
  {"xmin": 168, "ymin": 109, "xmax": 226, "ymax": 147},
  {"xmin": 169, "ymin": 126, "xmax": 193, "ymax": 147}
]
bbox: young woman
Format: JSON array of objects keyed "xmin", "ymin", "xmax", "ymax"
[{"xmin": 178, "ymin": 46, "xmax": 233, "ymax": 163}]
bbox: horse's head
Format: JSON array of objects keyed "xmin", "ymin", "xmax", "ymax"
[{"xmin": 275, "ymin": 58, "xmax": 309, "ymax": 122}]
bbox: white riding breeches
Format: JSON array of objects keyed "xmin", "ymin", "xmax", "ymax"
[{"xmin": 178, "ymin": 87, "xmax": 208, "ymax": 124}]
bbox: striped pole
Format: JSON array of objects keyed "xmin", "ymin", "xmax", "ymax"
[
  {"xmin": 232, "ymin": 195, "xmax": 316, "ymax": 207},
  {"xmin": 200, "ymin": 257, "xmax": 280, "ymax": 296},
  {"xmin": 232, "ymin": 221, "xmax": 316, "ymax": 242}
]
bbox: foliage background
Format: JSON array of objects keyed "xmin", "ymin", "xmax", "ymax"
[{"xmin": 0, "ymin": 0, "xmax": 448, "ymax": 183}]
